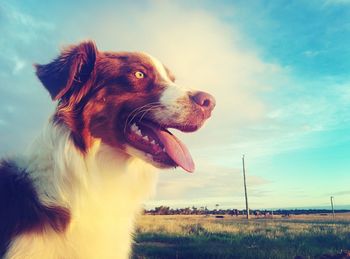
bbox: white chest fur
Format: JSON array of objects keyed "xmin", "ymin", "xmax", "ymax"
[{"xmin": 6, "ymin": 123, "xmax": 158, "ymax": 259}]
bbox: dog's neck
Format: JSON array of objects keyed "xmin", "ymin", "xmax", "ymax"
[
  {"xmin": 22, "ymin": 120, "xmax": 158, "ymax": 213},
  {"xmin": 7, "ymin": 120, "xmax": 159, "ymax": 259}
]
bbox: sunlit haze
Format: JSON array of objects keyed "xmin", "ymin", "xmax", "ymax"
[{"xmin": 1, "ymin": 0, "xmax": 350, "ymax": 210}]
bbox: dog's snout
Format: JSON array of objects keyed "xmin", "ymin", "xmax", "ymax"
[{"xmin": 191, "ymin": 91, "xmax": 216, "ymax": 112}]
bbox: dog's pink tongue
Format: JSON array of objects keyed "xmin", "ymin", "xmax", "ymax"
[{"xmin": 157, "ymin": 130, "xmax": 195, "ymax": 173}]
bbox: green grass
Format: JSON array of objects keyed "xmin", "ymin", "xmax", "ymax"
[{"xmin": 132, "ymin": 215, "xmax": 350, "ymax": 259}]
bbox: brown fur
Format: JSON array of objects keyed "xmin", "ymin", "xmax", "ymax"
[{"xmin": 36, "ymin": 41, "xmax": 176, "ymax": 153}]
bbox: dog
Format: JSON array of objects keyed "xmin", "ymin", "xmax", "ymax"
[{"xmin": 0, "ymin": 41, "xmax": 215, "ymax": 259}]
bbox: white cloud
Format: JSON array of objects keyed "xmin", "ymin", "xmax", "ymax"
[
  {"xmin": 303, "ymin": 50, "xmax": 320, "ymax": 58},
  {"xmin": 11, "ymin": 56, "xmax": 26, "ymax": 74},
  {"xmin": 84, "ymin": 2, "xmax": 287, "ymax": 140},
  {"xmin": 148, "ymin": 159, "xmax": 271, "ymax": 208},
  {"xmin": 64, "ymin": 1, "xmax": 283, "ymax": 125}
]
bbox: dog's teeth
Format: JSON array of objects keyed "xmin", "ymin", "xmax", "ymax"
[
  {"xmin": 163, "ymin": 148, "xmax": 166, "ymax": 152},
  {"xmin": 131, "ymin": 123, "xmax": 138, "ymax": 132},
  {"xmin": 150, "ymin": 140, "xmax": 156, "ymax": 145},
  {"xmin": 146, "ymin": 153, "xmax": 153, "ymax": 159},
  {"xmin": 136, "ymin": 130, "xmax": 142, "ymax": 136},
  {"xmin": 143, "ymin": 136, "xmax": 149, "ymax": 141}
]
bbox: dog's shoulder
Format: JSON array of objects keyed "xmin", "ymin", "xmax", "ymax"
[
  {"xmin": 0, "ymin": 159, "xmax": 32, "ymax": 256},
  {"xmin": 0, "ymin": 159, "xmax": 70, "ymax": 257}
]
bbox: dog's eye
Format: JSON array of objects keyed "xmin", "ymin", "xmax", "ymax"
[{"xmin": 134, "ymin": 71, "xmax": 145, "ymax": 79}]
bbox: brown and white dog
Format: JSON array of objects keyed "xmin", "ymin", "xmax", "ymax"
[{"xmin": 0, "ymin": 41, "xmax": 215, "ymax": 259}]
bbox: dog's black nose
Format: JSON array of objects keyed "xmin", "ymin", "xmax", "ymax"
[{"xmin": 191, "ymin": 91, "xmax": 216, "ymax": 113}]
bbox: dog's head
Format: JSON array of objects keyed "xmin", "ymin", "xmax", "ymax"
[{"xmin": 35, "ymin": 41, "xmax": 215, "ymax": 172}]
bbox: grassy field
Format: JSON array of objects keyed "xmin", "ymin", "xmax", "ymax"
[{"xmin": 132, "ymin": 213, "xmax": 350, "ymax": 259}]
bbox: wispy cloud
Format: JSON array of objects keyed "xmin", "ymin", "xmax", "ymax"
[
  {"xmin": 150, "ymin": 160, "xmax": 271, "ymax": 208},
  {"xmin": 0, "ymin": 1, "xmax": 55, "ymax": 72},
  {"xmin": 302, "ymin": 50, "xmax": 320, "ymax": 58},
  {"xmin": 0, "ymin": 2, "xmax": 57, "ymax": 155},
  {"xmin": 329, "ymin": 190, "xmax": 350, "ymax": 196}
]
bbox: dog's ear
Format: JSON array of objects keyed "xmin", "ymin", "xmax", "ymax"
[{"xmin": 35, "ymin": 41, "xmax": 97, "ymax": 101}]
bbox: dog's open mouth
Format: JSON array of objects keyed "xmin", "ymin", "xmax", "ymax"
[{"xmin": 125, "ymin": 120, "xmax": 195, "ymax": 172}]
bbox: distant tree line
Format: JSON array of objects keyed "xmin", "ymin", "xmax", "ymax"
[{"xmin": 144, "ymin": 206, "xmax": 350, "ymax": 216}]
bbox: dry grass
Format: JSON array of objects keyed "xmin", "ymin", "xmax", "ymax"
[{"xmin": 132, "ymin": 214, "xmax": 350, "ymax": 259}]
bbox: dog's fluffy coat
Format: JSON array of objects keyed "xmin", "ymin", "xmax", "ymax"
[{"xmin": 0, "ymin": 41, "xmax": 215, "ymax": 259}]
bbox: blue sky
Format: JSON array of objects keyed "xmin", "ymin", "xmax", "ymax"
[{"xmin": 1, "ymin": 0, "xmax": 350, "ymax": 209}]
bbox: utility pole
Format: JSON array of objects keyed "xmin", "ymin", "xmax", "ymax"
[
  {"xmin": 242, "ymin": 155, "xmax": 250, "ymax": 219},
  {"xmin": 330, "ymin": 196, "xmax": 335, "ymax": 219}
]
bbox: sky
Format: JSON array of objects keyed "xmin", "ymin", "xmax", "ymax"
[{"xmin": 1, "ymin": 0, "xmax": 350, "ymax": 210}]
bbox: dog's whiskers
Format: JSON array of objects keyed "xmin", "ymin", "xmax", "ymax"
[
  {"xmin": 123, "ymin": 102, "xmax": 162, "ymax": 134},
  {"xmin": 138, "ymin": 105, "xmax": 163, "ymax": 122}
]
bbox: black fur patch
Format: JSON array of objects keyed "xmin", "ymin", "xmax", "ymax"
[{"xmin": 0, "ymin": 160, "xmax": 70, "ymax": 257}]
